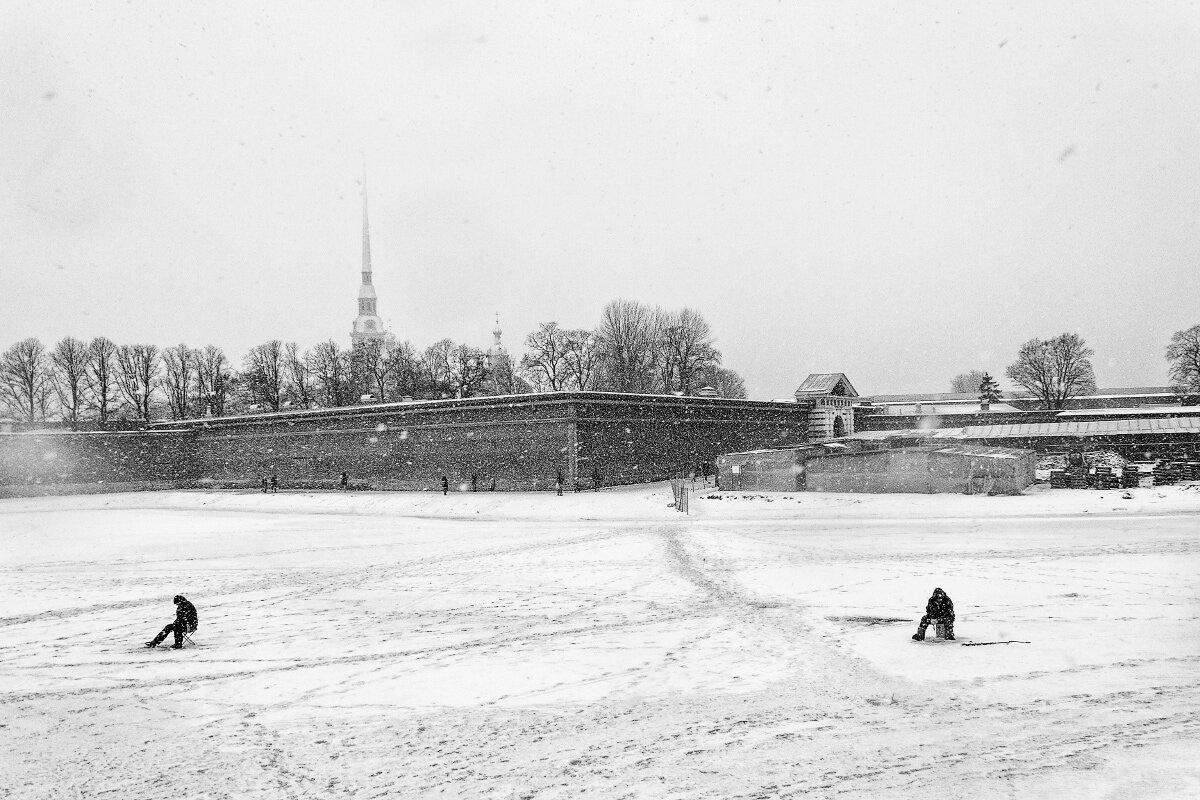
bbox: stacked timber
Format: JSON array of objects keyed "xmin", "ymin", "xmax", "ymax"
[
  {"xmin": 1093, "ymin": 466, "xmax": 1119, "ymax": 490},
  {"xmin": 1068, "ymin": 466, "xmax": 1089, "ymax": 489},
  {"xmin": 1120, "ymin": 467, "xmax": 1142, "ymax": 489},
  {"xmin": 1153, "ymin": 462, "xmax": 1179, "ymax": 486}
]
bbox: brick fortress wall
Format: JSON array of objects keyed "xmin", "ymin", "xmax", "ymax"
[
  {"xmin": 0, "ymin": 432, "xmax": 198, "ymax": 495},
  {"xmin": 155, "ymin": 392, "xmax": 812, "ymax": 492}
]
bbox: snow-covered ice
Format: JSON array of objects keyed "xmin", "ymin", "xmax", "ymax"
[{"xmin": 2, "ymin": 483, "xmax": 1199, "ymax": 798}]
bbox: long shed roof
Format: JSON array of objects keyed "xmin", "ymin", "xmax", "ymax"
[
  {"xmin": 846, "ymin": 416, "xmax": 1200, "ymax": 441},
  {"xmin": 865, "ymin": 386, "xmax": 1177, "ymax": 404}
]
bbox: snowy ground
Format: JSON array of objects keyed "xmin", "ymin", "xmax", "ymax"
[{"xmin": 2, "ymin": 483, "xmax": 1199, "ymax": 799}]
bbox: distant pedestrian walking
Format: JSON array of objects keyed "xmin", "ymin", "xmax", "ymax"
[
  {"xmin": 913, "ymin": 588, "xmax": 955, "ymax": 641},
  {"xmin": 340, "ymin": 471, "xmax": 349, "ymax": 490},
  {"xmin": 555, "ymin": 470, "xmax": 563, "ymax": 496},
  {"xmin": 270, "ymin": 474, "xmax": 278, "ymax": 493},
  {"xmin": 145, "ymin": 595, "xmax": 198, "ymax": 649},
  {"xmin": 441, "ymin": 475, "xmax": 449, "ymax": 495},
  {"xmin": 471, "ymin": 473, "xmax": 478, "ymax": 492},
  {"xmin": 261, "ymin": 476, "xmax": 268, "ymax": 493},
  {"xmin": 592, "ymin": 467, "xmax": 600, "ymax": 492}
]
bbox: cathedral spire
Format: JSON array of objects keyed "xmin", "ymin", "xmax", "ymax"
[
  {"xmin": 361, "ymin": 158, "xmax": 372, "ymax": 286},
  {"xmin": 350, "ymin": 160, "xmax": 387, "ymax": 349}
]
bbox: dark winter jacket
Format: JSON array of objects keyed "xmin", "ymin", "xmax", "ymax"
[
  {"xmin": 925, "ymin": 589, "xmax": 954, "ymax": 621},
  {"xmin": 175, "ymin": 597, "xmax": 199, "ymax": 632}
]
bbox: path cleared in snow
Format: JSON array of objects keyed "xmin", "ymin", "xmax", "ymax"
[{"xmin": 2, "ymin": 483, "xmax": 1199, "ymax": 798}]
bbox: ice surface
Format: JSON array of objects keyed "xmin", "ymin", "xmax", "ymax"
[{"xmin": 2, "ymin": 483, "xmax": 1199, "ymax": 798}]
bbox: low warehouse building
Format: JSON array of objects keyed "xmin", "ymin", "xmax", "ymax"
[
  {"xmin": 715, "ymin": 446, "xmax": 830, "ymax": 491},
  {"xmin": 718, "ymin": 444, "xmax": 1035, "ymax": 495},
  {"xmin": 805, "ymin": 445, "xmax": 1035, "ymax": 495}
]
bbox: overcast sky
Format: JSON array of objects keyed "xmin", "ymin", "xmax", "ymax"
[{"xmin": 3, "ymin": 2, "xmax": 1198, "ymax": 399}]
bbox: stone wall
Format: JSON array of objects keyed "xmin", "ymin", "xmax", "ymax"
[
  {"xmin": 574, "ymin": 396, "xmax": 807, "ymax": 487},
  {"xmin": 0, "ymin": 431, "xmax": 197, "ymax": 494},
  {"xmin": 162, "ymin": 393, "xmax": 812, "ymax": 492},
  {"xmin": 182, "ymin": 398, "xmax": 571, "ymax": 491},
  {"xmin": 0, "ymin": 394, "xmax": 813, "ymax": 495}
]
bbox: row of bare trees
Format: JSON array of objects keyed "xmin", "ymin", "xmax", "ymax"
[
  {"xmin": 519, "ymin": 300, "xmax": 745, "ymax": 398},
  {"xmin": 1, "ymin": 300, "xmax": 748, "ymax": 427},
  {"xmin": 0, "ymin": 335, "xmax": 518, "ymax": 427},
  {"xmin": 949, "ymin": 324, "xmax": 1200, "ymax": 409},
  {"xmin": 0, "ymin": 334, "xmax": 502, "ymax": 427},
  {"xmin": 0, "ymin": 337, "xmax": 236, "ymax": 427}
]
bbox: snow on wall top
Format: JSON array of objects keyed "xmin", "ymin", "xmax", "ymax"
[{"xmin": 148, "ymin": 391, "xmax": 801, "ymax": 429}]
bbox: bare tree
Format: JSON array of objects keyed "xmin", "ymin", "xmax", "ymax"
[
  {"xmin": 421, "ymin": 339, "xmax": 456, "ymax": 398},
  {"xmin": 196, "ymin": 345, "xmax": 233, "ymax": 417},
  {"xmin": 241, "ymin": 340, "xmax": 285, "ymax": 412},
  {"xmin": 950, "ymin": 370, "xmax": 986, "ymax": 394},
  {"xmin": 160, "ymin": 343, "xmax": 198, "ymax": 421},
  {"xmin": 50, "ymin": 337, "xmax": 90, "ymax": 429},
  {"xmin": 561, "ymin": 328, "xmax": 602, "ymax": 390},
  {"xmin": 308, "ymin": 339, "xmax": 354, "ymax": 408},
  {"xmin": 1, "ymin": 338, "xmax": 52, "ymax": 422},
  {"xmin": 450, "ymin": 344, "xmax": 490, "ymax": 398},
  {"xmin": 596, "ymin": 299, "xmax": 664, "ymax": 393},
  {"xmin": 282, "ymin": 341, "xmax": 316, "ymax": 409},
  {"xmin": 85, "ymin": 337, "xmax": 119, "ymax": 428},
  {"xmin": 115, "ymin": 343, "xmax": 160, "ymax": 420},
  {"xmin": 1166, "ymin": 324, "xmax": 1200, "ymax": 402},
  {"xmin": 519, "ymin": 322, "xmax": 571, "ymax": 391},
  {"xmin": 351, "ymin": 339, "xmax": 393, "ymax": 402},
  {"xmin": 699, "ymin": 366, "xmax": 747, "ymax": 399},
  {"xmin": 384, "ymin": 341, "xmax": 424, "ymax": 399},
  {"xmin": 1005, "ymin": 332, "xmax": 1096, "ymax": 409},
  {"xmin": 660, "ymin": 308, "xmax": 721, "ymax": 394}
]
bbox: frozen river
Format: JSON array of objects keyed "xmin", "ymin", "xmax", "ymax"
[{"xmin": 2, "ymin": 484, "xmax": 1199, "ymax": 798}]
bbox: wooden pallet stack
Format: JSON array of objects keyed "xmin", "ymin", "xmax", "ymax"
[
  {"xmin": 1068, "ymin": 466, "xmax": 1090, "ymax": 489},
  {"xmin": 1120, "ymin": 467, "xmax": 1142, "ymax": 489},
  {"xmin": 1093, "ymin": 466, "xmax": 1119, "ymax": 490},
  {"xmin": 1153, "ymin": 462, "xmax": 1179, "ymax": 486}
]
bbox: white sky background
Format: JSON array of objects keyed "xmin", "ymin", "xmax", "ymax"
[{"xmin": 2, "ymin": 2, "xmax": 1198, "ymax": 400}]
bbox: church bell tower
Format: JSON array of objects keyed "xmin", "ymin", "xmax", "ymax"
[{"xmin": 350, "ymin": 164, "xmax": 388, "ymax": 348}]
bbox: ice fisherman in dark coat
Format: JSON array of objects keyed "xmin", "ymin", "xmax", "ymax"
[
  {"xmin": 912, "ymin": 587, "xmax": 954, "ymax": 641},
  {"xmin": 145, "ymin": 595, "xmax": 199, "ymax": 649}
]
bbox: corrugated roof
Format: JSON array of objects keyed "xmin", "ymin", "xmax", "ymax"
[
  {"xmin": 867, "ymin": 402, "xmax": 1025, "ymax": 415},
  {"xmin": 867, "ymin": 391, "xmax": 982, "ymax": 403},
  {"xmin": 1058, "ymin": 406, "xmax": 1200, "ymax": 417},
  {"xmin": 794, "ymin": 373, "xmax": 859, "ymax": 397},
  {"xmin": 845, "ymin": 416, "xmax": 1200, "ymax": 441},
  {"xmin": 866, "ymin": 386, "xmax": 1176, "ymax": 403},
  {"xmin": 929, "ymin": 445, "xmax": 1027, "ymax": 459}
]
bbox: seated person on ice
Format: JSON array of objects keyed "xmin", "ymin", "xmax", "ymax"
[
  {"xmin": 145, "ymin": 595, "xmax": 199, "ymax": 649},
  {"xmin": 912, "ymin": 587, "xmax": 954, "ymax": 641}
]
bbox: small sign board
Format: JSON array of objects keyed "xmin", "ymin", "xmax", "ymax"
[{"xmin": 731, "ymin": 464, "xmax": 741, "ymax": 474}]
